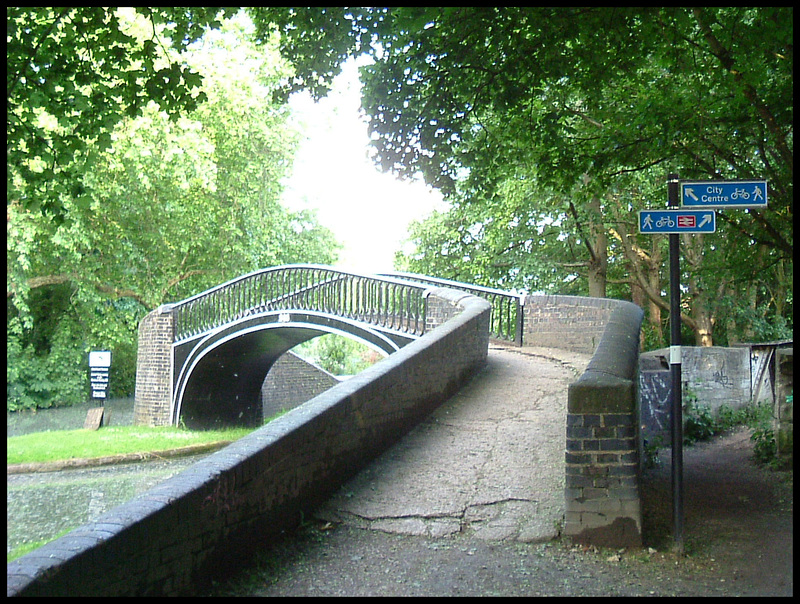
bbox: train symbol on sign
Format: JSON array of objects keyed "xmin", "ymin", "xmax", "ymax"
[{"xmin": 639, "ymin": 210, "xmax": 715, "ymax": 234}]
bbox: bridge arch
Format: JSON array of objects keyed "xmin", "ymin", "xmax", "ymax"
[
  {"xmin": 172, "ymin": 310, "xmax": 407, "ymax": 429},
  {"xmin": 134, "ymin": 264, "xmax": 522, "ymax": 428}
]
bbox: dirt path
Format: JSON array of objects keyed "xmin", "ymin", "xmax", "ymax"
[{"xmin": 640, "ymin": 427, "xmax": 793, "ymax": 596}]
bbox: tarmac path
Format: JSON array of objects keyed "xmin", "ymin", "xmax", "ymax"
[
  {"xmin": 7, "ymin": 346, "xmax": 586, "ymax": 556},
  {"xmin": 317, "ymin": 344, "xmax": 591, "ymax": 542}
]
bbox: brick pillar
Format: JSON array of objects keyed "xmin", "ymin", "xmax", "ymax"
[
  {"xmin": 564, "ymin": 373, "xmax": 642, "ymax": 548},
  {"xmin": 563, "ymin": 301, "xmax": 644, "ymax": 548},
  {"xmin": 134, "ymin": 305, "xmax": 175, "ymax": 426}
]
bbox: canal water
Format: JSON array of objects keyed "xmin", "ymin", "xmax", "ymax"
[
  {"xmin": 7, "ymin": 454, "xmax": 210, "ymax": 554},
  {"xmin": 7, "ymin": 398, "xmax": 213, "ymax": 555}
]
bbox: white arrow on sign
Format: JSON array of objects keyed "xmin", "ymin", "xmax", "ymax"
[
  {"xmin": 698, "ymin": 214, "xmax": 712, "ymax": 228},
  {"xmin": 684, "ymin": 187, "xmax": 699, "ymax": 202}
]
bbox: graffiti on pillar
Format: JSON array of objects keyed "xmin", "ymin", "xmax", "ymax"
[
  {"xmin": 712, "ymin": 369, "xmax": 733, "ymax": 387},
  {"xmin": 639, "ymin": 370, "xmax": 672, "ymax": 443}
]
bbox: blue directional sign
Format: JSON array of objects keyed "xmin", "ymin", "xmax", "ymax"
[
  {"xmin": 639, "ymin": 209, "xmax": 716, "ymax": 234},
  {"xmin": 681, "ymin": 180, "xmax": 767, "ymax": 208}
]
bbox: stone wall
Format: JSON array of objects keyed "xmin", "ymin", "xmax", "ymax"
[
  {"xmin": 681, "ymin": 346, "xmax": 751, "ymax": 413},
  {"xmin": 639, "ymin": 345, "xmax": 772, "ymax": 445},
  {"xmin": 7, "ymin": 288, "xmax": 490, "ymax": 597}
]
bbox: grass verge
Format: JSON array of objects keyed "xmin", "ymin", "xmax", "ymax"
[
  {"xmin": 7, "ymin": 528, "xmax": 76, "ymax": 563},
  {"xmin": 7, "ymin": 425, "xmax": 254, "ymax": 465}
]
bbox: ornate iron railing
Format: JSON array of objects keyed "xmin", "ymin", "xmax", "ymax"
[
  {"xmin": 381, "ymin": 272, "xmax": 524, "ymax": 345},
  {"xmin": 168, "ymin": 265, "xmax": 430, "ymax": 343}
]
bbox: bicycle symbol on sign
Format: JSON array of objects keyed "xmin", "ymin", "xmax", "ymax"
[
  {"xmin": 730, "ymin": 187, "xmax": 750, "ymax": 200},
  {"xmin": 656, "ymin": 216, "xmax": 675, "ymax": 228}
]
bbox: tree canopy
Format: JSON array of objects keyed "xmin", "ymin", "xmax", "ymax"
[
  {"xmin": 7, "ymin": 7, "xmax": 247, "ymax": 219},
  {"xmin": 257, "ymin": 7, "xmax": 792, "ymax": 347},
  {"xmin": 259, "ymin": 7, "xmax": 791, "ymax": 251},
  {"xmin": 6, "ymin": 8, "xmax": 793, "ymax": 410}
]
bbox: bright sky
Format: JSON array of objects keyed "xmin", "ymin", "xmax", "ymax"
[{"xmin": 280, "ymin": 58, "xmax": 447, "ymax": 275}]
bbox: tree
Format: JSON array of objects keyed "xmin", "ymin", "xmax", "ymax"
[
  {"xmin": 256, "ymin": 7, "xmax": 792, "ymax": 346},
  {"xmin": 294, "ymin": 334, "xmax": 382, "ymax": 376},
  {"xmin": 7, "ymin": 12, "xmax": 339, "ymax": 410},
  {"xmin": 7, "ymin": 7, "xmax": 242, "ymax": 220}
]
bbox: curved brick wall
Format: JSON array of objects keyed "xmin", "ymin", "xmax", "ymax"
[
  {"xmin": 7, "ymin": 288, "xmax": 490, "ymax": 597},
  {"xmin": 522, "ymin": 294, "xmax": 624, "ymax": 354},
  {"xmin": 260, "ymin": 351, "xmax": 341, "ymax": 420}
]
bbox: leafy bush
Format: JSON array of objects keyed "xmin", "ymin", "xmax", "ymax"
[
  {"xmin": 294, "ymin": 334, "xmax": 383, "ymax": 376},
  {"xmin": 643, "ymin": 435, "xmax": 664, "ymax": 469},
  {"xmin": 750, "ymin": 394, "xmax": 789, "ymax": 467},
  {"xmin": 682, "ymin": 391, "xmax": 777, "ymax": 465},
  {"xmin": 7, "ymin": 318, "xmax": 87, "ymax": 411},
  {"xmin": 683, "ymin": 401, "xmax": 718, "ymax": 445},
  {"xmin": 751, "ymin": 425, "xmax": 777, "ymax": 465}
]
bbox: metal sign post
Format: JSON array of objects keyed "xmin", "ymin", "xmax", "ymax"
[
  {"xmin": 667, "ymin": 174, "xmax": 684, "ymax": 553},
  {"xmin": 639, "ymin": 174, "xmax": 767, "ymax": 553}
]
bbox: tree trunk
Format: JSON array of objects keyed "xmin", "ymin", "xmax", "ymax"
[
  {"xmin": 683, "ymin": 234, "xmax": 713, "ymax": 346},
  {"xmin": 586, "ymin": 197, "xmax": 607, "ymax": 298},
  {"xmin": 608, "ymin": 218, "xmax": 664, "ymax": 348}
]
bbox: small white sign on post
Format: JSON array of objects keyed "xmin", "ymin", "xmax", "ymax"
[
  {"xmin": 88, "ymin": 350, "xmax": 112, "ymax": 368},
  {"xmin": 89, "ymin": 350, "xmax": 111, "ymax": 400}
]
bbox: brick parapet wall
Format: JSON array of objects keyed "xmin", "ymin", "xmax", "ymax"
[
  {"xmin": 260, "ymin": 352, "xmax": 341, "ymax": 420},
  {"xmin": 522, "ymin": 294, "xmax": 619, "ymax": 354},
  {"xmin": 424, "ymin": 287, "xmax": 475, "ymax": 333},
  {"xmin": 8, "ymin": 290, "xmax": 490, "ymax": 597},
  {"xmin": 133, "ymin": 306, "xmax": 174, "ymax": 427}
]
